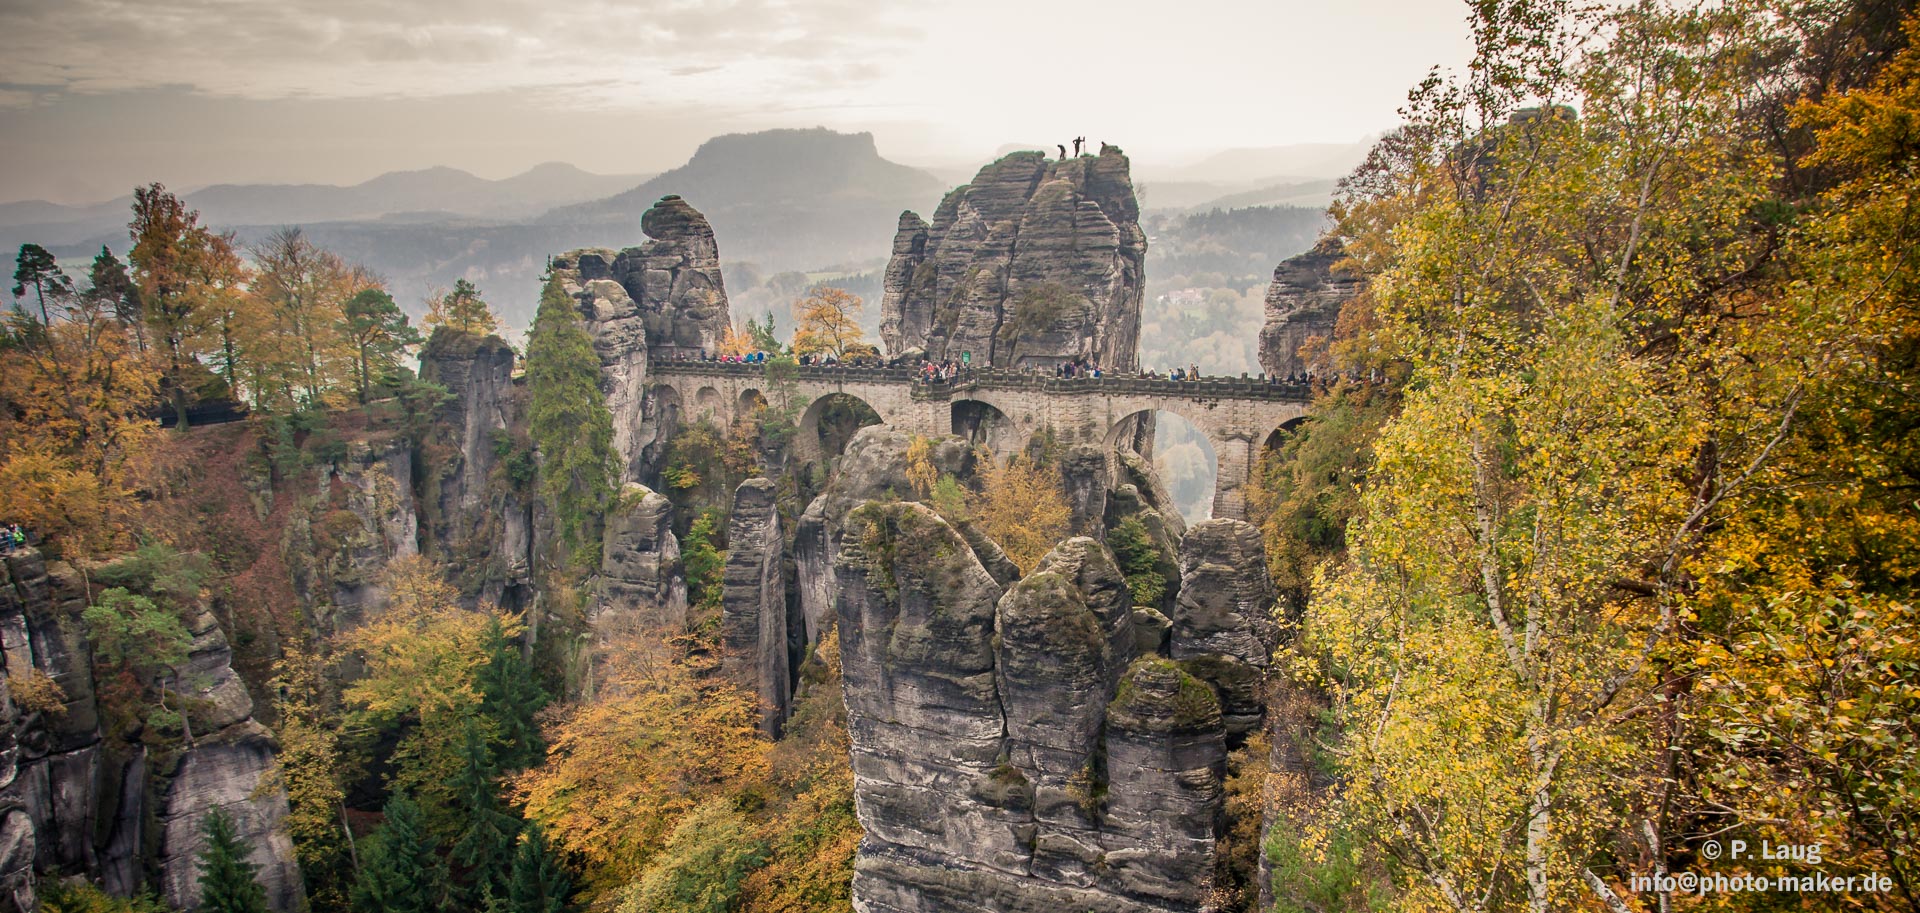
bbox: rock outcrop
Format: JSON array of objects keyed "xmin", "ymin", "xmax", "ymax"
[
  {"xmin": 597, "ymin": 484, "xmax": 688, "ymax": 635},
  {"xmin": 721, "ymin": 478, "xmax": 789, "ymax": 735},
  {"xmin": 1170, "ymin": 519, "xmax": 1279, "ymax": 740},
  {"xmin": 1257, "ymin": 238, "xmax": 1363, "ymax": 378},
  {"xmin": 1059, "ymin": 445, "xmax": 1109, "ymax": 540},
  {"xmin": 552, "ymin": 195, "xmax": 733, "ymax": 480},
  {"xmin": 835, "ymin": 498, "xmax": 1235, "ymax": 912},
  {"xmin": 0, "ymin": 549, "xmax": 302, "ymax": 911},
  {"xmin": 879, "ymin": 149, "xmax": 1146, "ymax": 371},
  {"xmin": 417, "ymin": 329, "xmax": 540, "ymax": 609}
]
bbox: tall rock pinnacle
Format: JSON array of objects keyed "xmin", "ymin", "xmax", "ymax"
[{"xmin": 879, "ymin": 147, "xmax": 1146, "ymax": 370}]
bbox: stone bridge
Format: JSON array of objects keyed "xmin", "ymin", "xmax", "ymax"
[{"xmin": 647, "ymin": 360, "xmax": 1313, "ymax": 519}]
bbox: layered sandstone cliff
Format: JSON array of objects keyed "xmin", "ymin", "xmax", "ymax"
[
  {"xmin": 1256, "ymin": 237, "xmax": 1363, "ymax": 377},
  {"xmin": 552, "ymin": 195, "xmax": 734, "ymax": 481},
  {"xmin": 0, "ymin": 550, "xmax": 302, "ymax": 912},
  {"xmin": 880, "ymin": 149, "xmax": 1146, "ymax": 370},
  {"xmin": 790, "ymin": 427, "xmax": 1274, "ymax": 913}
]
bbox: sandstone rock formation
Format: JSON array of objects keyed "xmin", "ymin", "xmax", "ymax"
[
  {"xmin": 552, "ymin": 195, "xmax": 733, "ymax": 481},
  {"xmin": 417, "ymin": 328, "xmax": 543, "ymax": 610},
  {"xmin": 880, "ymin": 149, "xmax": 1146, "ymax": 370},
  {"xmin": 835, "ymin": 498, "xmax": 1235, "ymax": 912},
  {"xmin": 597, "ymin": 483, "xmax": 688, "ymax": 635},
  {"xmin": 1059, "ymin": 445, "xmax": 1110, "ymax": 540},
  {"xmin": 721, "ymin": 478, "xmax": 789, "ymax": 735},
  {"xmin": 0, "ymin": 549, "xmax": 302, "ymax": 911},
  {"xmin": 1257, "ymin": 237, "xmax": 1363, "ymax": 378},
  {"xmin": 1170, "ymin": 519, "xmax": 1280, "ymax": 740}
]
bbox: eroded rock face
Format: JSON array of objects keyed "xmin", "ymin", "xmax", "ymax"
[
  {"xmin": 597, "ymin": 484, "xmax": 688, "ymax": 634},
  {"xmin": 880, "ymin": 149, "xmax": 1146, "ymax": 370},
  {"xmin": 1059, "ymin": 446, "xmax": 1109, "ymax": 540},
  {"xmin": 837, "ymin": 507, "xmax": 1231, "ymax": 913},
  {"xmin": 0, "ymin": 550, "xmax": 302, "ymax": 911},
  {"xmin": 1170, "ymin": 519, "xmax": 1279, "ymax": 740},
  {"xmin": 1257, "ymin": 238, "xmax": 1363, "ymax": 378},
  {"xmin": 552, "ymin": 195, "xmax": 732, "ymax": 481},
  {"xmin": 836, "ymin": 503, "xmax": 1013, "ymax": 882},
  {"xmin": 156, "ymin": 724, "xmax": 302, "ymax": 912},
  {"xmin": 721, "ymin": 478, "xmax": 789, "ymax": 735},
  {"xmin": 1100, "ymin": 657, "xmax": 1227, "ymax": 907}
]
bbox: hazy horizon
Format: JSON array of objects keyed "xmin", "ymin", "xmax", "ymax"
[{"xmin": 0, "ymin": 0, "xmax": 1474, "ymax": 205}]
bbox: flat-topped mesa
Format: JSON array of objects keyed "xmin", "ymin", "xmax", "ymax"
[
  {"xmin": 1257, "ymin": 237, "xmax": 1364, "ymax": 378},
  {"xmin": 551, "ymin": 194, "xmax": 734, "ymax": 480},
  {"xmin": 880, "ymin": 147, "xmax": 1146, "ymax": 371}
]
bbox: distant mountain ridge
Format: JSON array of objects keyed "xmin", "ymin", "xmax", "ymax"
[
  {"xmin": 0, "ymin": 162, "xmax": 652, "ymax": 246},
  {"xmin": 543, "ymin": 127, "xmax": 944, "ymax": 270}
]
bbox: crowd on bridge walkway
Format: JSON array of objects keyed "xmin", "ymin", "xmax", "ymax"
[{"xmin": 663, "ymin": 347, "xmax": 1381, "ymax": 390}]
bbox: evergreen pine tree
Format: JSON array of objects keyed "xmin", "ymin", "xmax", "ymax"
[
  {"xmin": 525, "ymin": 273, "xmax": 618, "ymax": 551},
  {"xmin": 477, "ymin": 615, "xmax": 549, "ymax": 770},
  {"xmin": 352, "ymin": 794, "xmax": 447, "ymax": 913},
  {"xmin": 195, "ymin": 808, "xmax": 270, "ymax": 913},
  {"xmin": 506, "ymin": 822, "xmax": 573, "ymax": 913},
  {"xmin": 451, "ymin": 720, "xmax": 521, "ymax": 907}
]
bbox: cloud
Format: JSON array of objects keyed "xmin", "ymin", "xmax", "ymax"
[{"xmin": 0, "ymin": 0, "xmax": 923, "ymax": 105}]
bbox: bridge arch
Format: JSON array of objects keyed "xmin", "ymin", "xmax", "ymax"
[
  {"xmin": 1104, "ymin": 409, "xmax": 1219, "ymax": 523},
  {"xmin": 693, "ymin": 385, "xmax": 725, "ymax": 423},
  {"xmin": 951, "ymin": 399, "xmax": 1018, "ymax": 457},
  {"xmin": 1263, "ymin": 415, "xmax": 1310, "ymax": 453},
  {"xmin": 739, "ymin": 388, "xmax": 768, "ymax": 417},
  {"xmin": 795, "ymin": 392, "xmax": 883, "ymax": 466}
]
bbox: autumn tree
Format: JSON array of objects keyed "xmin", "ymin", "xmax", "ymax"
[
  {"xmin": 790, "ymin": 285, "xmax": 864, "ymax": 359},
  {"xmin": 249, "ymin": 227, "xmax": 361, "ymax": 409},
  {"xmin": 270, "ymin": 643, "xmax": 356, "ymax": 913},
  {"xmin": 526, "ymin": 274, "xmax": 617, "ymax": 552},
  {"xmin": 338, "ymin": 555, "xmax": 515, "ymax": 827},
  {"xmin": 130, "ymin": 183, "xmax": 244, "ymax": 427},
  {"xmin": 1264, "ymin": 2, "xmax": 1920, "ymax": 911},
  {"xmin": 341, "ymin": 288, "xmax": 421, "ymax": 403},
  {"xmin": 512, "ymin": 634, "xmax": 770, "ymax": 896},
  {"xmin": 966, "ymin": 452, "xmax": 1071, "ymax": 573},
  {"xmin": 425, "ymin": 279, "xmax": 499, "ymax": 337},
  {"xmin": 2, "ymin": 243, "xmax": 158, "ymax": 527}
]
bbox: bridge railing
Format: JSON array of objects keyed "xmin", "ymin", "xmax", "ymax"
[{"xmin": 648, "ymin": 358, "xmax": 1315, "ymax": 403}]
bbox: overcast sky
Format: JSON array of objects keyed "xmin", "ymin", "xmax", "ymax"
[{"xmin": 0, "ymin": 0, "xmax": 1476, "ymax": 204}]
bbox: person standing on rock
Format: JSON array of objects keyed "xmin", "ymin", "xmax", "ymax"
[{"xmin": 1057, "ymin": 143, "xmax": 1067, "ymax": 160}]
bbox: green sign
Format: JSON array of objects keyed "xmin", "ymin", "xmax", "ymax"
[{"xmin": 961, "ymin": 351, "xmax": 971, "ymax": 364}]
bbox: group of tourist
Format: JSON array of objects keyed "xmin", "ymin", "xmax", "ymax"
[
  {"xmin": 0, "ymin": 524, "xmax": 26, "ymax": 554},
  {"xmin": 918, "ymin": 361, "xmax": 969, "ymax": 384},
  {"xmin": 1055, "ymin": 360, "xmax": 1104, "ymax": 379}
]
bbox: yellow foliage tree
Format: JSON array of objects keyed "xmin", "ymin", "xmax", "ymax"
[
  {"xmin": 790, "ymin": 285, "xmax": 864, "ymax": 359},
  {"xmin": 512, "ymin": 631, "xmax": 771, "ymax": 897},
  {"xmin": 966, "ymin": 452, "xmax": 1070, "ymax": 573},
  {"xmin": 337, "ymin": 555, "xmax": 513, "ymax": 814}
]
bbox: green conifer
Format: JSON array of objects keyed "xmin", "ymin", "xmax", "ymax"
[
  {"xmin": 451, "ymin": 721, "xmax": 521, "ymax": 906},
  {"xmin": 195, "ymin": 808, "xmax": 270, "ymax": 913},
  {"xmin": 525, "ymin": 273, "xmax": 618, "ymax": 552},
  {"xmin": 477, "ymin": 615, "xmax": 549, "ymax": 770},
  {"xmin": 352, "ymin": 794, "xmax": 447, "ymax": 913},
  {"xmin": 506, "ymin": 822, "xmax": 573, "ymax": 913}
]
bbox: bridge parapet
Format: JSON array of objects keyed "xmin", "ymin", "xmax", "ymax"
[{"xmin": 648, "ymin": 359, "xmax": 1313, "ymax": 404}]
